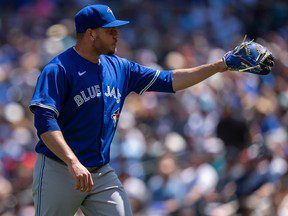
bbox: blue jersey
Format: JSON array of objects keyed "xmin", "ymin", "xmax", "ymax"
[{"xmin": 30, "ymin": 47, "xmax": 174, "ymax": 167}]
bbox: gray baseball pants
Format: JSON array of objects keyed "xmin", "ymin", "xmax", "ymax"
[{"xmin": 32, "ymin": 154, "xmax": 132, "ymax": 216}]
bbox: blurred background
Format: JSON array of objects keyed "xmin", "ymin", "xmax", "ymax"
[{"xmin": 0, "ymin": 0, "xmax": 287, "ymax": 215}]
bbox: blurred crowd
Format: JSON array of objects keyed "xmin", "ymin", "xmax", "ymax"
[{"xmin": 0, "ymin": 0, "xmax": 287, "ymax": 215}]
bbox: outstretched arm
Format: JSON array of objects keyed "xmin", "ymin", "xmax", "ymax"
[
  {"xmin": 172, "ymin": 38, "xmax": 274, "ymax": 92},
  {"xmin": 172, "ymin": 59, "xmax": 227, "ymax": 91}
]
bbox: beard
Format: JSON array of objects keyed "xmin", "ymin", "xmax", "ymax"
[
  {"xmin": 107, "ymin": 47, "xmax": 117, "ymax": 56},
  {"xmin": 93, "ymin": 38, "xmax": 117, "ymax": 56}
]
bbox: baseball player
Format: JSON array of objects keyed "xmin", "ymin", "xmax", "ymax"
[{"xmin": 30, "ymin": 4, "xmax": 274, "ymax": 216}]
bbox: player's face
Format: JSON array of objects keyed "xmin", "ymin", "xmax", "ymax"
[{"xmin": 92, "ymin": 27, "xmax": 119, "ymax": 55}]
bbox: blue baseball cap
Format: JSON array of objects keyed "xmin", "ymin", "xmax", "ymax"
[{"xmin": 75, "ymin": 5, "xmax": 129, "ymax": 33}]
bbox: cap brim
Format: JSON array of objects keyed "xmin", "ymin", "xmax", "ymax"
[{"xmin": 102, "ymin": 20, "xmax": 129, "ymax": 28}]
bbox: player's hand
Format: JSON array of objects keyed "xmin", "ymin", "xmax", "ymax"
[
  {"xmin": 67, "ymin": 160, "xmax": 94, "ymax": 192},
  {"xmin": 223, "ymin": 36, "xmax": 274, "ymax": 75}
]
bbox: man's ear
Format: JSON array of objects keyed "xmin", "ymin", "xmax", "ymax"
[{"xmin": 86, "ymin": 28, "xmax": 96, "ymax": 41}]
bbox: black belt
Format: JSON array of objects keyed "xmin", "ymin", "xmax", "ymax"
[
  {"xmin": 46, "ymin": 155, "xmax": 103, "ymax": 173},
  {"xmin": 86, "ymin": 166, "xmax": 102, "ymax": 173}
]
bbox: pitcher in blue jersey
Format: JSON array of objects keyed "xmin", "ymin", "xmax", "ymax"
[{"xmin": 30, "ymin": 4, "xmax": 230, "ymax": 216}]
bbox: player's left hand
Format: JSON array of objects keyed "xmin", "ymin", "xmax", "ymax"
[{"xmin": 223, "ymin": 36, "xmax": 274, "ymax": 75}]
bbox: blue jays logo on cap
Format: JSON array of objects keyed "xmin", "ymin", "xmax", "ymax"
[
  {"xmin": 75, "ymin": 4, "xmax": 129, "ymax": 33},
  {"xmin": 107, "ymin": 8, "xmax": 114, "ymax": 16}
]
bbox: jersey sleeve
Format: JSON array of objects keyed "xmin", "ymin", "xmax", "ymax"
[
  {"xmin": 34, "ymin": 106, "xmax": 61, "ymax": 136},
  {"xmin": 125, "ymin": 60, "xmax": 175, "ymax": 95},
  {"xmin": 29, "ymin": 63, "xmax": 68, "ymax": 117}
]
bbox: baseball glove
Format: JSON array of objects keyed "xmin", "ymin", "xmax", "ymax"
[{"xmin": 223, "ymin": 36, "xmax": 274, "ymax": 75}]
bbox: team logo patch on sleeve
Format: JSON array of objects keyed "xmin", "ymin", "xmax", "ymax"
[{"xmin": 111, "ymin": 108, "xmax": 120, "ymax": 127}]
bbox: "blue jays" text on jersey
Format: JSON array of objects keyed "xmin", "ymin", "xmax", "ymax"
[{"xmin": 30, "ymin": 47, "xmax": 174, "ymax": 167}]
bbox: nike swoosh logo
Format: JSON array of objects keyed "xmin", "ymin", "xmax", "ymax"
[{"xmin": 78, "ymin": 71, "xmax": 86, "ymax": 76}]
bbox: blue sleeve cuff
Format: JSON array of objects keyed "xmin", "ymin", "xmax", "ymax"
[
  {"xmin": 144, "ymin": 70, "xmax": 175, "ymax": 94},
  {"xmin": 34, "ymin": 107, "xmax": 61, "ymax": 136},
  {"xmin": 29, "ymin": 103, "xmax": 60, "ymax": 118}
]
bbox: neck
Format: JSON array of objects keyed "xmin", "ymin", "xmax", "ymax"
[{"xmin": 74, "ymin": 43, "xmax": 100, "ymax": 64}]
